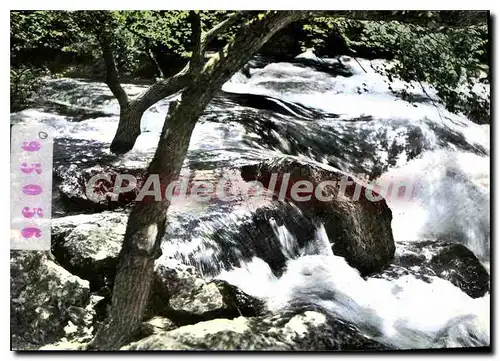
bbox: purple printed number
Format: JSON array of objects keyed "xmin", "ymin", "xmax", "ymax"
[
  {"xmin": 22, "ymin": 207, "xmax": 43, "ymax": 218},
  {"xmin": 21, "ymin": 227, "xmax": 42, "ymax": 238},
  {"xmin": 23, "ymin": 184, "xmax": 42, "ymax": 196},
  {"xmin": 12, "ymin": 129, "xmax": 52, "ymax": 248},
  {"xmin": 22, "ymin": 141, "xmax": 41, "ymax": 152},
  {"xmin": 21, "ymin": 162, "xmax": 42, "ymax": 174}
]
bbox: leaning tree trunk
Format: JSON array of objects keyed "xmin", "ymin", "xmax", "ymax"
[
  {"xmin": 89, "ymin": 11, "xmax": 303, "ymax": 350},
  {"xmin": 88, "ymin": 99, "xmax": 197, "ymax": 350}
]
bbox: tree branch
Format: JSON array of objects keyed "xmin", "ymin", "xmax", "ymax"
[
  {"xmin": 188, "ymin": 10, "xmax": 204, "ymax": 73},
  {"xmin": 189, "ymin": 11, "xmax": 252, "ymax": 74},
  {"xmin": 98, "ymin": 33, "xmax": 129, "ymax": 109},
  {"xmin": 184, "ymin": 11, "xmax": 304, "ymax": 108},
  {"xmin": 130, "ymin": 68, "xmax": 191, "ymax": 113},
  {"xmin": 125, "ymin": 26, "xmax": 164, "ymax": 78},
  {"xmin": 146, "ymin": 48, "xmax": 164, "ymax": 78},
  {"xmin": 204, "ymin": 11, "xmax": 248, "ymax": 45}
]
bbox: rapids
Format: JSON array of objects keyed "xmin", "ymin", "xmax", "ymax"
[{"xmin": 10, "ymin": 53, "xmax": 490, "ymax": 349}]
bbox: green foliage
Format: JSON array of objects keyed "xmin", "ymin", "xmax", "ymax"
[
  {"xmin": 301, "ymin": 17, "xmax": 347, "ymax": 51},
  {"xmin": 297, "ymin": 17, "xmax": 489, "ymax": 122},
  {"xmin": 298, "ymin": 18, "xmax": 372, "ymax": 56},
  {"xmin": 116, "ymin": 11, "xmax": 190, "ymax": 57},
  {"xmin": 11, "ymin": 10, "xmax": 105, "ymax": 74},
  {"xmin": 356, "ymin": 21, "xmax": 489, "ymax": 122},
  {"xmin": 115, "ymin": 10, "xmax": 239, "ymax": 57},
  {"xmin": 11, "ymin": 11, "xmax": 81, "ymax": 57},
  {"xmin": 11, "ymin": 10, "xmax": 242, "ymax": 76},
  {"xmin": 10, "ymin": 66, "xmax": 47, "ymax": 111}
]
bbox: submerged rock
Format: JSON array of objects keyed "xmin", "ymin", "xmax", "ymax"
[
  {"xmin": 166, "ymin": 199, "xmax": 327, "ymax": 278},
  {"xmin": 217, "ymin": 91, "xmax": 333, "ymax": 120},
  {"xmin": 375, "ymin": 240, "xmax": 489, "ymax": 298},
  {"xmin": 11, "ymin": 251, "xmax": 91, "ymax": 349},
  {"xmin": 123, "ymin": 309, "xmax": 387, "ymax": 351},
  {"xmin": 241, "ymin": 157, "xmax": 395, "ymax": 275}
]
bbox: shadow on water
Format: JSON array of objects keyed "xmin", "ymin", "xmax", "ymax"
[
  {"xmin": 53, "ymin": 138, "xmax": 118, "ymax": 169},
  {"xmin": 209, "ymin": 91, "xmax": 339, "ymax": 120},
  {"xmin": 290, "ymin": 56, "xmax": 354, "ymax": 78},
  {"xmin": 34, "ymin": 100, "xmax": 114, "ymax": 122},
  {"xmin": 202, "ymin": 98, "xmax": 488, "ymax": 179}
]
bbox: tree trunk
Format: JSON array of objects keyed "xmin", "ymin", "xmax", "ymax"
[
  {"xmin": 89, "ymin": 100, "xmax": 195, "ymax": 350},
  {"xmin": 110, "ymin": 70, "xmax": 191, "ymax": 154},
  {"xmin": 110, "ymin": 104, "xmax": 144, "ymax": 154},
  {"xmin": 91, "ymin": 84, "xmax": 217, "ymax": 350}
]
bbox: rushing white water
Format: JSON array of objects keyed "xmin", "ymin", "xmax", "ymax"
[
  {"xmin": 10, "ymin": 52, "xmax": 490, "ymax": 349},
  {"xmin": 378, "ymin": 149, "xmax": 490, "ymax": 259},
  {"xmin": 224, "ymin": 56, "xmax": 488, "ymax": 138},
  {"xmin": 218, "ymin": 254, "xmax": 489, "ymax": 349}
]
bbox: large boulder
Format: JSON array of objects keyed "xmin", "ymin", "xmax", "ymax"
[
  {"xmin": 11, "ymin": 251, "xmax": 92, "ymax": 349},
  {"xmin": 375, "ymin": 240, "xmax": 490, "ymax": 298},
  {"xmin": 52, "ymin": 211, "xmax": 128, "ymax": 290},
  {"xmin": 122, "ymin": 309, "xmax": 388, "ymax": 351},
  {"xmin": 55, "ymin": 164, "xmax": 244, "ymax": 214},
  {"xmin": 241, "ymin": 157, "xmax": 395, "ymax": 275}
]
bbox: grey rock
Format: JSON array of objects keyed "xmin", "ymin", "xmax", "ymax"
[
  {"xmin": 375, "ymin": 240, "xmax": 489, "ymax": 298},
  {"xmin": 52, "ymin": 211, "xmax": 264, "ymax": 323},
  {"xmin": 123, "ymin": 309, "xmax": 387, "ymax": 351},
  {"xmin": 51, "ymin": 211, "xmax": 127, "ymax": 290},
  {"xmin": 11, "ymin": 251, "xmax": 91, "ymax": 349},
  {"xmin": 55, "ymin": 164, "xmax": 146, "ymax": 212},
  {"xmin": 148, "ymin": 261, "xmax": 266, "ymax": 323}
]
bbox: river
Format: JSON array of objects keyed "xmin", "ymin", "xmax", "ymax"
[{"xmin": 10, "ymin": 52, "xmax": 490, "ymax": 349}]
